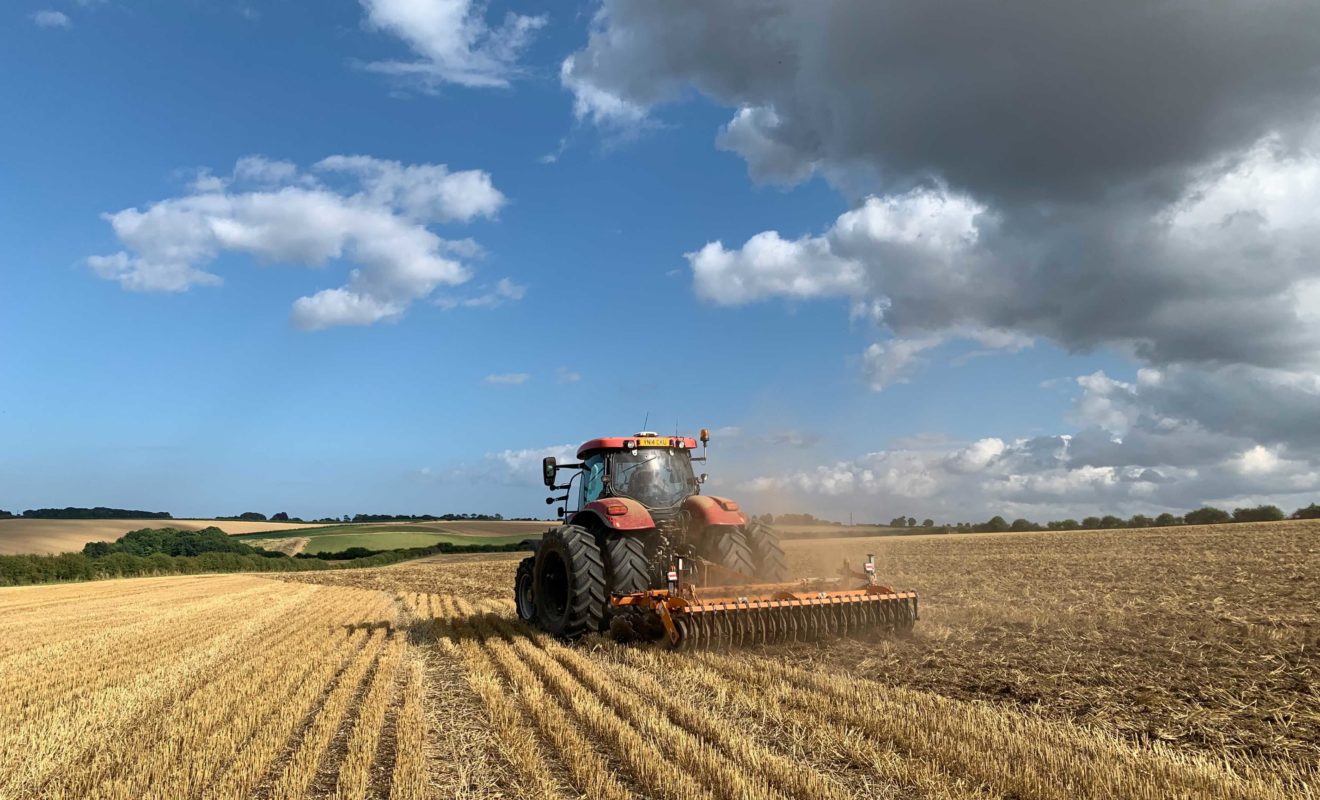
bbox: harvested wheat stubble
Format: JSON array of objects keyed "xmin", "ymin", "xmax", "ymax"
[
  {"xmin": 0, "ymin": 576, "xmax": 426, "ymax": 800},
  {"xmin": 5, "ymin": 519, "xmax": 1317, "ymax": 799},
  {"xmin": 285, "ymin": 520, "xmax": 1318, "ymax": 799}
]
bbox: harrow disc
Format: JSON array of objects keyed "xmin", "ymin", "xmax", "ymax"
[
  {"xmin": 667, "ymin": 593, "xmax": 916, "ymax": 650},
  {"xmin": 674, "ymin": 618, "xmax": 690, "ymax": 651}
]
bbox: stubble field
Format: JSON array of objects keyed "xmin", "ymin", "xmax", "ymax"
[{"xmin": 1, "ymin": 521, "xmax": 1315, "ymax": 799}]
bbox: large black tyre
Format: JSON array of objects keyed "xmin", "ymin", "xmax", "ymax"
[
  {"xmin": 533, "ymin": 525, "xmax": 607, "ymax": 639},
  {"xmin": 701, "ymin": 525, "xmax": 756, "ymax": 581},
  {"xmin": 514, "ymin": 557, "xmax": 536, "ymax": 622},
  {"xmin": 605, "ymin": 533, "xmax": 652, "ymax": 595},
  {"xmin": 743, "ymin": 521, "xmax": 789, "ymax": 581}
]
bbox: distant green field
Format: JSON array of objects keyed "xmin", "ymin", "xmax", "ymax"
[
  {"xmin": 231, "ymin": 524, "xmax": 435, "ymax": 540},
  {"xmin": 241, "ymin": 528, "xmax": 531, "ymax": 554}
]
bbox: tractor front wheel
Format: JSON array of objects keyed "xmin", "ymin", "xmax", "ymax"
[
  {"xmin": 533, "ymin": 525, "xmax": 607, "ymax": 639},
  {"xmin": 514, "ymin": 557, "xmax": 536, "ymax": 622}
]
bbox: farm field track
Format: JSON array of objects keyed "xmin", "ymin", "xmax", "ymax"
[
  {"xmin": 3, "ymin": 521, "xmax": 1316, "ymax": 799},
  {"xmin": 0, "ymin": 518, "xmax": 330, "ymax": 555}
]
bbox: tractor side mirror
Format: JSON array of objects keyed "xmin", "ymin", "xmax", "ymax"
[
  {"xmin": 542, "ymin": 456, "xmax": 557, "ymax": 487},
  {"xmin": 557, "ymin": 507, "xmax": 565, "ymax": 518}
]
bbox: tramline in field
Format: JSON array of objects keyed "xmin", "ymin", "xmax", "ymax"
[{"xmin": 514, "ymin": 428, "xmax": 918, "ymax": 648}]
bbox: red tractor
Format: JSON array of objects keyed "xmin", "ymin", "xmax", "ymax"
[{"xmin": 515, "ymin": 430, "xmax": 917, "ymax": 648}]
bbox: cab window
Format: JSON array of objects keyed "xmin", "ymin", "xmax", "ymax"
[{"xmin": 580, "ymin": 455, "xmax": 606, "ymax": 506}]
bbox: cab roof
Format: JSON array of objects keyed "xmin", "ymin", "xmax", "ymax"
[{"xmin": 577, "ymin": 435, "xmax": 699, "ymax": 459}]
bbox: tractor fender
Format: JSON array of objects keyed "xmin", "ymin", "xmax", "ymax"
[
  {"xmin": 572, "ymin": 498, "xmax": 656, "ymax": 531},
  {"xmin": 684, "ymin": 495, "xmax": 747, "ymax": 528}
]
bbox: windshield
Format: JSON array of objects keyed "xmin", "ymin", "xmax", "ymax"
[{"xmin": 609, "ymin": 449, "xmax": 696, "ymax": 509}]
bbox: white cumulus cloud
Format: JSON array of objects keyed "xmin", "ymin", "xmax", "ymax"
[
  {"xmin": 484, "ymin": 373, "xmax": 530, "ymax": 385},
  {"xmin": 1236, "ymin": 445, "xmax": 1280, "ymax": 475},
  {"xmin": 31, "ymin": 10, "xmax": 70, "ymax": 27},
  {"xmin": 435, "ymin": 278, "xmax": 526, "ymax": 310},
  {"xmin": 88, "ymin": 155, "xmax": 505, "ymax": 330},
  {"xmin": 360, "ymin": 0, "xmax": 546, "ymax": 89}
]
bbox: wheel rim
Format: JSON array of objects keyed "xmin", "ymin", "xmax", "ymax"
[{"xmin": 516, "ymin": 568, "xmax": 536, "ymax": 621}]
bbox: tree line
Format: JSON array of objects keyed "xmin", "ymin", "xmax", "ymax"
[
  {"xmin": 0, "ymin": 508, "xmax": 513, "ymax": 524},
  {"xmin": 1, "ymin": 507, "xmax": 172, "ymax": 520},
  {"xmin": 760, "ymin": 502, "xmax": 1320, "ymax": 534},
  {"xmin": 216, "ymin": 512, "xmax": 509, "ymax": 523},
  {"xmin": 0, "ymin": 525, "xmax": 527, "ymax": 587}
]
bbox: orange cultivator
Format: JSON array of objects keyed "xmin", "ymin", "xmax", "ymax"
[{"xmin": 610, "ymin": 554, "xmax": 918, "ymax": 649}]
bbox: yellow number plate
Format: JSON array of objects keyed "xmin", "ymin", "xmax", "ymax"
[{"xmin": 636, "ymin": 437, "xmax": 671, "ymax": 447}]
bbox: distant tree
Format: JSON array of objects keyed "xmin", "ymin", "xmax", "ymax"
[
  {"xmin": 310, "ymin": 546, "xmax": 380, "ymax": 560},
  {"xmin": 1231, "ymin": 505, "xmax": 1285, "ymax": 523},
  {"xmin": 342, "ymin": 514, "xmax": 351, "ymax": 523},
  {"xmin": 1008, "ymin": 518, "xmax": 1034, "ymax": 532},
  {"xmin": 82, "ymin": 541, "xmax": 113, "ymax": 558},
  {"xmin": 982, "ymin": 516, "xmax": 1010, "ymax": 533},
  {"xmin": 1099, "ymin": 515, "xmax": 1125, "ymax": 528},
  {"xmin": 905, "ymin": 517, "xmax": 916, "ymax": 527},
  {"xmin": 1154, "ymin": 512, "xmax": 1181, "ymax": 526},
  {"xmin": 21, "ymin": 507, "xmax": 171, "ymax": 520},
  {"xmin": 1292, "ymin": 503, "xmax": 1320, "ymax": 520},
  {"xmin": 1128, "ymin": 514, "xmax": 1153, "ymax": 528},
  {"xmin": 1081, "ymin": 516, "xmax": 1102, "ymax": 529},
  {"xmin": 82, "ymin": 526, "xmax": 263, "ymax": 558},
  {"xmin": 233, "ymin": 512, "xmax": 266, "ymax": 522},
  {"xmin": 1048, "ymin": 519, "xmax": 1080, "ymax": 530},
  {"xmin": 1185, "ymin": 506, "xmax": 1231, "ymax": 525},
  {"xmin": 0, "ymin": 510, "xmax": 13, "ymax": 519},
  {"xmin": 270, "ymin": 512, "xmax": 289, "ymax": 522},
  {"xmin": 889, "ymin": 516, "xmax": 907, "ymax": 528},
  {"xmin": 922, "ymin": 518, "xmax": 934, "ymax": 528}
]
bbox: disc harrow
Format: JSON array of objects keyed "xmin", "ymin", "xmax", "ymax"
[
  {"xmin": 665, "ymin": 590, "xmax": 917, "ymax": 650},
  {"xmin": 610, "ymin": 554, "xmax": 918, "ymax": 649}
]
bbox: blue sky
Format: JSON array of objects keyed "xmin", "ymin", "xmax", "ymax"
[{"xmin": 5, "ymin": 1, "xmax": 1320, "ymax": 522}]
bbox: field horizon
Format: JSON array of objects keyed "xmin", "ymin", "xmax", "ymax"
[{"xmin": 0, "ymin": 518, "xmax": 555, "ymax": 556}]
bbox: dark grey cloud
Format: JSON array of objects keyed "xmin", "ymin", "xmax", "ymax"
[
  {"xmin": 566, "ymin": 0, "xmax": 1320, "ymax": 516},
  {"xmin": 569, "ymin": 0, "xmax": 1320, "ymax": 373},
  {"xmin": 566, "ymin": 0, "xmax": 1320, "ymax": 201}
]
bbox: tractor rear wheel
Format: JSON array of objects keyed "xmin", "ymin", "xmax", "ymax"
[
  {"xmin": 702, "ymin": 525, "xmax": 756, "ymax": 582},
  {"xmin": 605, "ymin": 533, "xmax": 652, "ymax": 595},
  {"xmin": 514, "ymin": 557, "xmax": 536, "ymax": 622},
  {"xmin": 534, "ymin": 525, "xmax": 607, "ymax": 639},
  {"xmin": 743, "ymin": 521, "xmax": 788, "ymax": 581}
]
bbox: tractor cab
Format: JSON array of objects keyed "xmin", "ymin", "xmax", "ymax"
[
  {"xmin": 542, "ymin": 432, "xmax": 706, "ymax": 517},
  {"xmin": 581, "ymin": 433, "xmax": 701, "ymax": 509}
]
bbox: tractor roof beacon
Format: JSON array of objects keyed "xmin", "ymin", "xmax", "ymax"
[{"xmin": 513, "ymin": 428, "xmax": 918, "ymax": 649}]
